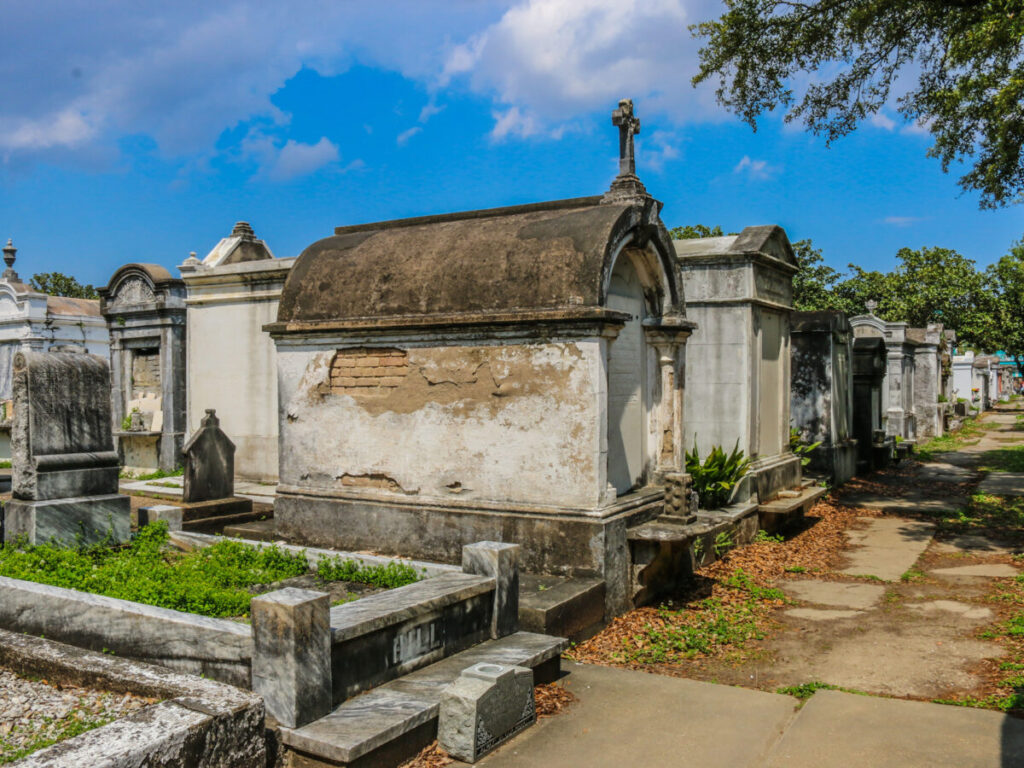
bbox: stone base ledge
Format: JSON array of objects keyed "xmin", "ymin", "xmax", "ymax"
[
  {"xmin": 0, "ymin": 627, "xmax": 265, "ymax": 768},
  {"xmin": 3, "ymin": 493, "xmax": 130, "ymax": 546}
]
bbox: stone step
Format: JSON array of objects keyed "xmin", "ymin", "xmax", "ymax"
[
  {"xmin": 182, "ymin": 509, "xmax": 268, "ymax": 535},
  {"xmin": 519, "ymin": 574, "xmax": 605, "ymax": 642},
  {"xmin": 278, "ymin": 631, "xmax": 565, "ymax": 767},
  {"xmin": 222, "ymin": 518, "xmax": 277, "ymax": 541},
  {"xmin": 758, "ymin": 484, "xmax": 827, "ymax": 532}
]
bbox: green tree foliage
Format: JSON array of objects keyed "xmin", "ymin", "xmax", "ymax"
[
  {"xmin": 887, "ymin": 247, "xmax": 987, "ymax": 333},
  {"xmin": 670, "ymin": 224, "xmax": 725, "ymax": 239},
  {"xmin": 29, "ymin": 272, "xmax": 99, "ymax": 299},
  {"xmin": 693, "ymin": 1, "xmax": 1024, "ymax": 208},
  {"xmin": 792, "ymin": 238, "xmax": 843, "ymax": 311},
  {"xmin": 984, "ymin": 243, "xmax": 1024, "ymax": 375}
]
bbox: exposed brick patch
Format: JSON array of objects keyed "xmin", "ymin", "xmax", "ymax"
[{"xmin": 331, "ymin": 348, "xmax": 409, "ymax": 395}]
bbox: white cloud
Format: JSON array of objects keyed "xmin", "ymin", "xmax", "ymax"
[
  {"xmin": 0, "ymin": 1, "xmax": 498, "ymax": 164},
  {"xmin": 901, "ymin": 118, "xmax": 934, "ymax": 136},
  {"xmin": 882, "ymin": 216, "xmax": 926, "ymax": 227},
  {"xmin": 733, "ymin": 155, "xmax": 778, "ymax": 181},
  {"xmin": 396, "ymin": 126, "xmax": 422, "ymax": 146},
  {"xmin": 268, "ymin": 137, "xmax": 339, "ymax": 180},
  {"xmin": 640, "ymin": 130, "xmax": 681, "ymax": 173},
  {"xmin": 443, "ymin": 0, "xmax": 726, "ymax": 137},
  {"xmin": 418, "ymin": 101, "xmax": 446, "ymax": 123},
  {"xmin": 491, "ymin": 107, "xmax": 542, "ymax": 140},
  {"xmin": 870, "ymin": 112, "xmax": 896, "ymax": 131}
]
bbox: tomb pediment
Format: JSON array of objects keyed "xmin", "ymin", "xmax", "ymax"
[{"xmin": 99, "ymin": 263, "xmax": 184, "ymax": 314}]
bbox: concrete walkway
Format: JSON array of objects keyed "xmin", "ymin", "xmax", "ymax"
[{"xmin": 477, "ymin": 664, "xmax": 1024, "ymax": 768}]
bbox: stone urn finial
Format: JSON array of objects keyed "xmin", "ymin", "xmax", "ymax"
[
  {"xmin": 865, "ymin": 299, "xmax": 878, "ymax": 314},
  {"xmin": 3, "ymin": 238, "xmax": 20, "ymax": 282}
]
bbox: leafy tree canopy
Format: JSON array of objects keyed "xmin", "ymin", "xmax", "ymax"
[
  {"xmin": 693, "ymin": 1, "xmax": 1024, "ymax": 208},
  {"xmin": 670, "ymin": 224, "xmax": 727, "ymax": 239},
  {"xmin": 29, "ymin": 272, "xmax": 99, "ymax": 300},
  {"xmin": 983, "ymin": 243, "xmax": 1024, "ymax": 374}
]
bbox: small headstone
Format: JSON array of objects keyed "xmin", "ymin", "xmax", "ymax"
[
  {"xmin": 138, "ymin": 504, "xmax": 183, "ymax": 531},
  {"xmin": 437, "ymin": 663, "xmax": 535, "ymax": 763},
  {"xmin": 182, "ymin": 409, "xmax": 235, "ymax": 503},
  {"xmin": 3, "ymin": 351, "xmax": 130, "ymax": 545}
]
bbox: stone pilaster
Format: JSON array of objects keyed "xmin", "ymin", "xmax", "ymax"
[
  {"xmin": 462, "ymin": 541, "xmax": 520, "ymax": 639},
  {"xmin": 250, "ymin": 587, "xmax": 331, "ymax": 728}
]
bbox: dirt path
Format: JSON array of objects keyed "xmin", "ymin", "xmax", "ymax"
[{"xmin": 573, "ymin": 402, "xmax": 1024, "ymax": 712}]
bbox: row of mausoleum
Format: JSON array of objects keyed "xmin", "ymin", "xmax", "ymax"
[{"xmin": 2, "ymin": 100, "xmax": 1018, "ymax": 625}]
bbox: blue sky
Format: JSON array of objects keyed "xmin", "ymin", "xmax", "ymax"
[{"xmin": 1, "ymin": 0, "xmax": 1021, "ymax": 289}]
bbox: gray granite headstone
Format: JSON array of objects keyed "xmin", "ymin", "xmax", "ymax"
[
  {"xmin": 3, "ymin": 351, "xmax": 130, "ymax": 545},
  {"xmin": 182, "ymin": 409, "xmax": 235, "ymax": 503},
  {"xmin": 437, "ymin": 662, "xmax": 535, "ymax": 763}
]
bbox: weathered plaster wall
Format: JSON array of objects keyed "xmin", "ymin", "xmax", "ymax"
[
  {"xmin": 682, "ymin": 303, "xmax": 751, "ymax": 459},
  {"xmin": 278, "ymin": 339, "xmax": 604, "ymax": 510},
  {"xmin": 183, "ymin": 260, "xmax": 293, "ymax": 482}
]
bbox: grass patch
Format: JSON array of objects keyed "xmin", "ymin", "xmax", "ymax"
[
  {"xmin": 916, "ymin": 419, "xmax": 984, "ymax": 461},
  {"xmin": 900, "ymin": 567, "xmax": 925, "ymax": 582},
  {"xmin": 0, "ymin": 712, "xmax": 113, "ymax": 764},
  {"xmin": 933, "ymin": 692, "xmax": 1024, "ymax": 713},
  {"xmin": 610, "ymin": 568, "xmax": 785, "ymax": 664},
  {"xmin": 0, "ymin": 459, "xmax": 10, "ymax": 469},
  {"xmin": 980, "ymin": 446, "xmax": 1024, "ymax": 473},
  {"xmin": 784, "ymin": 565, "xmax": 807, "ymax": 574},
  {"xmin": 119, "ymin": 467, "xmax": 184, "ymax": 481},
  {"xmin": 921, "ymin": 493, "xmax": 1024, "ymax": 539}
]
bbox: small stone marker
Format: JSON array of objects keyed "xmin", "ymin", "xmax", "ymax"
[
  {"xmin": 137, "ymin": 504, "xmax": 183, "ymax": 531},
  {"xmin": 437, "ymin": 662, "xmax": 535, "ymax": 763},
  {"xmin": 462, "ymin": 541, "xmax": 520, "ymax": 639},
  {"xmin": 251, "ymin": 587, "xmax": 332, "ymax": 728},
  {"xmin": 182, "ymin": 409, "xmax": 236, "ymax": 502},
  {"xmin": 3, "ymin": 351, "xmax": 130, "ymax": 545}
]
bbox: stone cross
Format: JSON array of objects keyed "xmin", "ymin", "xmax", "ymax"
[
  {"xmin": 612, "ymin": 99, "xmax": 641, "ymax": 178},
  {"xmin": 865, "ymin": 299, "xmax": 878, "ymax": 315}
]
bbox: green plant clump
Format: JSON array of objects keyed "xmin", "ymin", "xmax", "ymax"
[
  {"xmin": 685, "ymin": 439, "xmax": 751, "ymax": 510},
  {"xmin": 0, "ymin": 522, "xmax": 309, "ymax": 618},
  {"xmin": 315, "ymin": 556, "xmax": 421, "ymax": 589},
  {"xmin": 789, "ymin": 427, "xmax": 822, "ymax": 467}
]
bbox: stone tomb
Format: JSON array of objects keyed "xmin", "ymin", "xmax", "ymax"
[
  {"xmin": 790, "ymin": 311, "xmax": 857, "ymax": 484},
  {"xmin": 849, "ymin": 304, "xmax": 920, "ymax": 443},
  {"xmin": 179, "ymin": 222, "xmax": 294, "ymax": 483},
  {"xmin": 3, "ymin": 351, "xmax": 130, "ymax": 545},
  {"xmin": 852, "ymin": 337, "xmax": 894, "ymax": 472},
  {"xmin": 268, "ymin": 106, "xmax": 695, "ymax": 618},
  {"xmin": 99, "ymin": 264, "xmax": 186, "ymax": 473},
  {"xmin": 0, "ymin": 240, "xmax": 110, "ymax": 460},
  {"xmin": 179, "ymin": 409, "xmax": 253, "ymax": 524},
  {"xmin": 675, "ymin": 226, "xmax": 804, "ymax": 503},
  {"xmin": 907, "ymin": 324, "xmax": 945, "ymax": 439}
]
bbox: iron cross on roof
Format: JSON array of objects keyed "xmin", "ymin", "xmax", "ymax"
[{"xmin": 612, "ymin": 99, "xmax": 640, "ymax": 178}]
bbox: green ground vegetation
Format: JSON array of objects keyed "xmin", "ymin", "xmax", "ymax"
[
  {"xmin": 315, "ymin": 555, "xmax": 422, "ymax": 589},
  {"xmin": 614, "ymin": 568, "xmax": 786, "ymax": 664},
  {"xmin": 980, "ymin": 446, "xmax": 1024, "ymax": 473},
  {"xmin": 915, "ymin": 419, "xmax": 983, "ymax": 461},
  {"xmin": 0, "ymin": 711, "xmax": 113, "ymax": 764},
  {"xmin": 119, "ymin": 467, "xmax": 184, "ymax": 481},
  {"xmin": 0, "ymin": 523, "xmax": 420, "ymax": 618},
  {"xmin": 921, "ymin": 493, "xmax": 1024, "ymax": 539}
]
